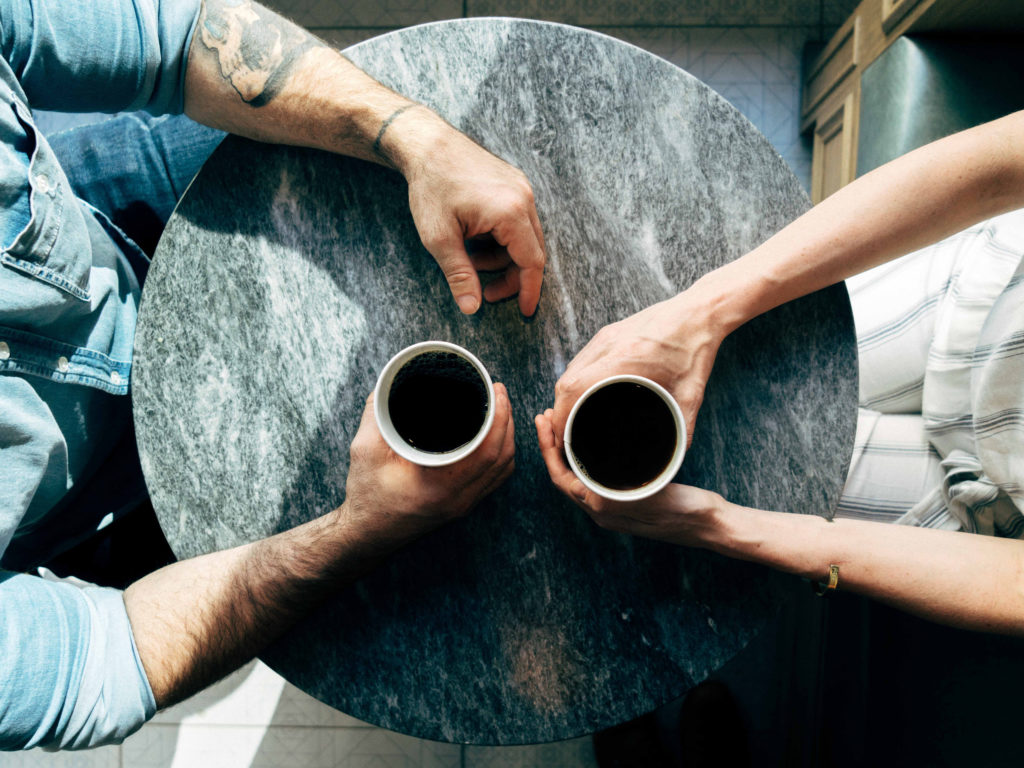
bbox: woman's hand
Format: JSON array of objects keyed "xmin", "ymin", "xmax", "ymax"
[
  {"xmin": 548, "ymin": 287, "xmax": 729, "ymax": 449},
  {"xmin": 534, "ymin": 409, "xmax": 721, "ymax": 546}
]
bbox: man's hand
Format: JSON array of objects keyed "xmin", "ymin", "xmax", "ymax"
[
  {"xmin": 185, "ymin": 0, "xmax": 546, "ymax": 317},
  {"xmin": 399, "ymin": 122, "xmax": 547, "ymax": 317},
  {"xmin": 548, "ymin": 290, "xmax": 728, "ymax": 450},
  {"xmin": 534, "ymin": 409, "xmax": 720, "ymax": 545},
  {"xmin": 126, "ymin": 383, "xmax": 514, "ymax": 709},
  {"xmin": 342, "ymin": 382, "xmax": 516, "ymax": 545}
]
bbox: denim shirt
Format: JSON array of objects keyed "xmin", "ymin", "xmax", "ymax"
[{"xmin": 0, "ymin": 0, "xmax": 201, "ymax": 750}]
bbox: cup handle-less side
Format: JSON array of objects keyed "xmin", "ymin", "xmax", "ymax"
[
  {"xmin": 563, "ymin": 374, "xmax": 686, "ymax": 502},
  {"xmin": 373, "ymin": 340, "xmax": 496, "ymax": 467}
]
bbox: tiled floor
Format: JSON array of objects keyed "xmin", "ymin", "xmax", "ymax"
[
  {"xmin": 8, "ymin": 661, "xmax": 597, "ymax": 767},
  {"xmin": 18, "ymin": 1, "xmax": 858, "ymax": 765}
]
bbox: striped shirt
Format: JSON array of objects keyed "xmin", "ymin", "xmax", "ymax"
[{"xmin": 843, "ymin": 209, "xmax": 1024, "ymax": 537}]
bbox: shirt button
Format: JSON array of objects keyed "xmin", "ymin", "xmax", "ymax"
[
  {"xmin": 0, "ymin": 341, "xmax": 9, "ymax": 360},
  {"xmin": 110, "ymin": 371, "xmax": 122, "ymax": 386},
  {"xmin": 34, "ymin": 173, "xmax": 51, "ymax": 195},
  {"xmin": 57, "ymin": 356, "xmax": 69, "ymax": 373}
]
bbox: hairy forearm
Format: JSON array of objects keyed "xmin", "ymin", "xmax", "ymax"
[
  {"xmin": 122, "ymin": 504, "xmax": 411, "ymax": 708},
  {"xmin": 701, "ymin": 501, "xmax": 1024, "ymax": 635},
  {"xmin": 183, "ymin": 0, "xmax": 446, "ymax": 172},
  {"xmin": 678, "ymin": 111, "xmax": 1024, "ymax": 339}
]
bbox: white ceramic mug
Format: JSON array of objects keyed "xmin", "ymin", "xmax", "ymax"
[
  {"xmin": 563, "ymin": 374, "xmax": 686, "ymax": 501},
  {"xmin": 373, "ymin": 341, "xmax": 495, "ymax": 467}
]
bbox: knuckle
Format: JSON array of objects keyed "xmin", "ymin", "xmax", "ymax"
[
  {"xmin": 349, "ymin": 433, "xmax": 370, "ymax": 457},
  {"xmin": 504, "ymin": 194, "xmax": 529, "ymax": 220},
  {"xmin": 420, "ymin": 226, "xmax": 457, "ymax": 255},
  {"xmin": 419, "ymin": 230, "xmax": 444, "ymax": 252}
]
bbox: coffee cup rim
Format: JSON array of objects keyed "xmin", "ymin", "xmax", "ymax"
[
  {"xmin": 563, "ymin": 374, "xmax": 686, "ymax": 501},
  {"xmin": 373, "ymin": 341, "xmax": 495, "ymax": 467}
]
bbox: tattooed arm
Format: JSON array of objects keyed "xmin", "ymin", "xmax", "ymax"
[{"xmin": 184, "ymin": 0, "xmax": 546, "ymax": 316}]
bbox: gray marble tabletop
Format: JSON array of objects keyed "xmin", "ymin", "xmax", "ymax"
[{"xmin": 133, "ymin": 19, "xmax": 857, "ymax": 745}]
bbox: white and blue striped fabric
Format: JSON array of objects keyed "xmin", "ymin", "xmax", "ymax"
[{"xmin": 839, "ymin": 208, "xmax": 1024, "ymax": 537}]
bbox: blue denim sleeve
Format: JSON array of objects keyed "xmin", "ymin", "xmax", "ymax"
[
  {"xmin": 0, "ymin": 572, "xmax": 157, "ymax": 750},
  {"xmin": 0, "ymin": 0, "xmax": 202, "ymax": 114}
]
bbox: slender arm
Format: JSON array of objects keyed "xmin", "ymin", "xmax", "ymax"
[
  {"xmin": 548, "ymin": 110, "xmax": 1024, "ymax": 441},
  {"xmin": 536, "ymin": 414, "xmax": 1024, "ymax": 635},
  {"xmin": 704, "ymin": 500, "xmax": 1024, "ymax": 635},
  {"xmin": 689, "ymin": 110, "xmax": 1024, "ymax": 336}
]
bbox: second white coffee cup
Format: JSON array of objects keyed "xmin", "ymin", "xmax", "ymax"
[{"xmin": 563, "ymin": 374, "xmax": 686, "ymax": 501}]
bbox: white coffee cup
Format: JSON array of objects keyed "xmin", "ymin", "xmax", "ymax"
[
  {"xmin": 373, "ymin": 341, "xmax": 495, "ymax": 467},
  {"xmin": 563, "ymin": 374, "xmax": 686, "ymax": 501}
]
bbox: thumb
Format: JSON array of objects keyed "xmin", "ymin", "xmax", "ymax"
[{"xmin": 425, "ymin": 230, "xmax": 482, "ymax": 314}]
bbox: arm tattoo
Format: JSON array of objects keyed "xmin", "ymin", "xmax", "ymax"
[{"xmin": 198, "ymin": 0, "xmax": 325, "ymax": 107}]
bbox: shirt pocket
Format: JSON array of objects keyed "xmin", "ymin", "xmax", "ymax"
[{"xmin": 0, "ymin": 98, "xmax": 92, "ymax": 302}]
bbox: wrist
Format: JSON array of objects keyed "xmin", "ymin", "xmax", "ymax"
[
  {"xmin": 677, "ymin": 268, "xmax": 760, "ymax": 341},
  {"xmin": 659, "ymin": 487, "xmax": 730, "ymax": 549},
  {"xmin": 372, "ymin": 104, "xmax": 455, "ymax": 177}
]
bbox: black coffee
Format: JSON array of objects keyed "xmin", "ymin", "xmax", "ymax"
[
  {"xmin": 388, "ymin": 351, "xmax": 489, "ymax": 453},
  {"xmin": 569, "ymin": 382, "xmax": 677, "ymax": 490}
]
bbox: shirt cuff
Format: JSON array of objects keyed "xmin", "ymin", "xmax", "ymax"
[{"xmin": 0, "ymin": 573, "xmax": 156, "ymax": 751}]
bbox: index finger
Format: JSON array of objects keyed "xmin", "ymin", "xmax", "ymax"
[{"xmin": 495, "ymin": 217, "xmax": 545, "ymax": 317}]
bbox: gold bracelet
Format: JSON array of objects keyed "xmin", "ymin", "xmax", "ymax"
[{"xmin": 812, "ymin": 564, "xmax": 840, "ymax": 597}]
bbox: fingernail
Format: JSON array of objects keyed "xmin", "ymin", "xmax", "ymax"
[{"xmin": 457, "ymin": 295, "xmax": 480, "ymax": 314}]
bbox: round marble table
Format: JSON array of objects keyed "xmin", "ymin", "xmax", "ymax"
[{"xmin": 133, "ymin": 19, "xmax": 858, "ymax": 744}]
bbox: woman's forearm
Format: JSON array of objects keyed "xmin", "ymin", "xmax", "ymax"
[
  {"xmin": 682, "ymin": 111, "xmax": 1024, "ymax": 339},
  {"xmin": 702, "ymin": 501, "xmax": 1024, "ymax": 635}
]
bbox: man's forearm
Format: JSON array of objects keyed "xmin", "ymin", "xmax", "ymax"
[
  {"xmin": 183, "ymin": 0, "xmax": 444, "ymax": 173},
  {"xmin": 701, "ymin": 501, "xmax": 1024, "ymax": 635},
  {"xmin": 122, "ymin": 503, "xmax": 415, "ymax": 708},
  {"xmin": 677, "ymin": 111, "xmax": 1024, "ymax": 341}
]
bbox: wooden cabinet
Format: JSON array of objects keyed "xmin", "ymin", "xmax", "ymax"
[
  {"xmin": 811, "ymin": 91, "xmax": 858, "ymax": 203},
  {"xmin": 801, "ymin": 0, "xmax": 1024, "ymax": 203}
]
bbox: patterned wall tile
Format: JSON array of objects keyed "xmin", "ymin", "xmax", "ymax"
[
  {"xmin": 263, "ymin": 0, "xmax": 462, "ymax": 28},
  {"xmin": 464, "ymin": 736, "xmax": 597, "ymax": 767},
  {"xmin": 466, "ymin": 0, "xmax": 821, "ymax": 26}
]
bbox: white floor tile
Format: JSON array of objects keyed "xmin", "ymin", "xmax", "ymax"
[
  {"xmin": 123, "ymin": 724, "xmax": 343, "ymax": 768},
  {"xmin": 0, "ymin": 745, "xmax": 120, "ymax": 768},
  {"xmin": 331, "ymin": 728, "xmax": 462, "ymax": 768},
  {"xmin": 464, "ymin": 737, "xmax": 597, "ymax": 768},
  {"xmin": 152, "ymin": 661, "xmax": 368, "ymax": 729}
]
